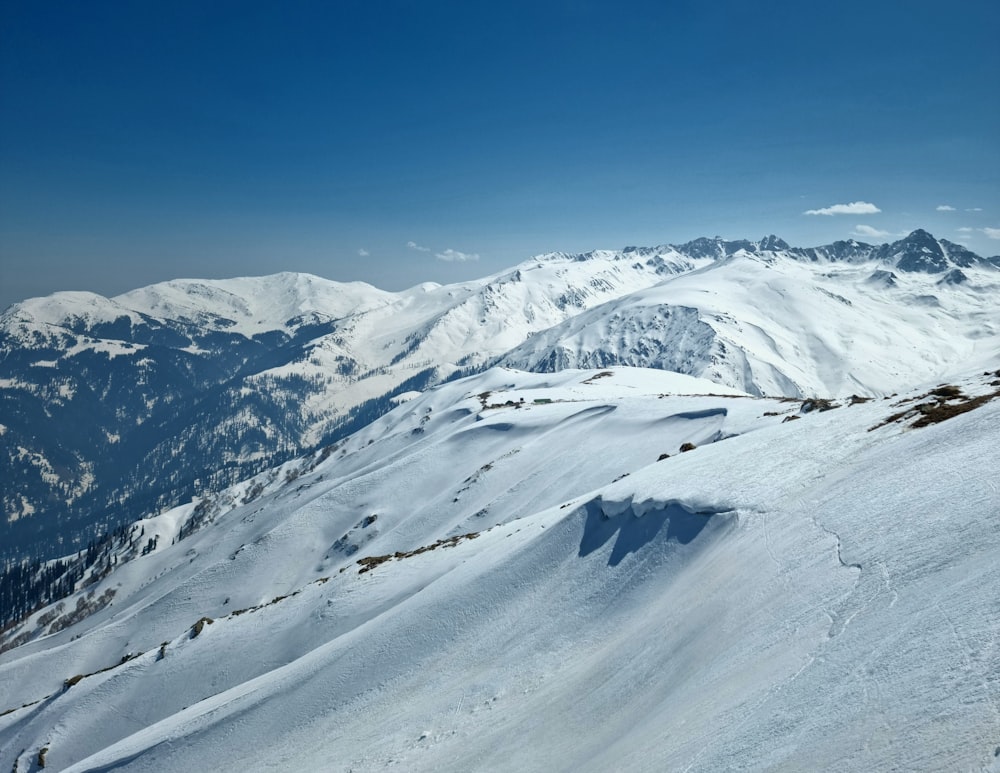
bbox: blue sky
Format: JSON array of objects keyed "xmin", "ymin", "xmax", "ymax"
[{"xmin": 1, "ymin": 0, "xmax": 998, "ymax": 309}]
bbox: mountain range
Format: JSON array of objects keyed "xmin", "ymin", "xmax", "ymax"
[
  {"xmin": 1, "ymin": 228, "xmax": 999, "ymax": 771},
  {"xmin": 2, "ymin": 229, "xmax": 997, "ymax": 565}
]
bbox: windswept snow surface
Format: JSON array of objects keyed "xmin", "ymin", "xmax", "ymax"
[{"xmin": 2, "ymin": 366, "xmax": 999, "ymax": 772}]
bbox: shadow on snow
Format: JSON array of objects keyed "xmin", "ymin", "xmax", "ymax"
[{"xmin": 578, "ymin": 499, "xmax": 716, "ymax": 566}]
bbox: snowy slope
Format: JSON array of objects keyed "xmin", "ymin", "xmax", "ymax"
[
  {"xmin": 2, "ymin": 229, "xmax": 997, "ymax": 567},
  {"xmin": 501, "ymin": 243, "xmax": 1000, "ymax": 397},
  {"xmin": 2, "ymin": 364, "xmax": 998, "ymax": 772},
  {"xmin": 0, "ymin": 246, "xmax": 704, "ymax": 556}
]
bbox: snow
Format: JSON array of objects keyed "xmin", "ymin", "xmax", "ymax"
[
  {"xmin": 3, "ymin": 233, "xmax": 995, "ymax": 480},
  {"xmin": 115, "ymin": 272, "xmax": 398, "ymax": 335},
  {"xmin": 2, "ymin": 364, "xmax": 998, "ymax": 772},
  {"xmin": 2, "ymin": 231, "xmax": 999, "ymax": 771},
  {"xmin": 501, "ymin": 251, "xmax": 999, "ymax": 397},
  {"xmin": 10, "ymin": 291, "xmax": 146, "ymax": 329}
]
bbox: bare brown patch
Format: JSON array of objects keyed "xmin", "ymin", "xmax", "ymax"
[
  {"xmin": 357, "ymin": 532, "xmax": 481, "ymax": 575},
  {"xmin": 870, "ymin": 385, "xmax": 999, "ymax": 431},
  {"xmin": 190, "ymin": 617, "xmax": 214, "ymax": 638},
  {"xmin": 801, "ymin": 398, "xmax": 838, "ymax": 413},
  {"xmin": 910, "ymin": 393, "xmax": 995, "ymax": 428}
]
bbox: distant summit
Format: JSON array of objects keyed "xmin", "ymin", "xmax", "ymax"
[
  {"xmin": 758, "ymin": 234, "xmax": 791, "ymax": 251},
  {"xmin": 663, "ymin": 229, "xmax": 992, "ymax": 274},
  {"xmin": 534, "ymin": 230, "xmax": 993, "ymax": 276},
  {"xmin": 869, "ymin": 229, "xmax": 983, "ymax": 273}
]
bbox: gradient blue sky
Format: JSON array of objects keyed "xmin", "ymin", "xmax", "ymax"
[{"xmin": 1, "ymin": 0, "xmax": 998, "ymax": 309}]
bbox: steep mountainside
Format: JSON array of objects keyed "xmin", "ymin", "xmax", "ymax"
[{"xmin": 1, "ymin": 365, "xmax": 998, "ymax": 772}]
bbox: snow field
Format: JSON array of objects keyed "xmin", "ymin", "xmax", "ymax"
[{"xmin": 2, "ymin": 365, "xmax": 998, "ymax": 771}]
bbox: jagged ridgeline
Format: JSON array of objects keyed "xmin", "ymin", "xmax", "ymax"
[{"xmin": 2, "ymin": 231, "xmax": 997, "ymax": 567}]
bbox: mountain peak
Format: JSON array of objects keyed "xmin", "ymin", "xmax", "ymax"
[
  {"xmin": 876, "ymin": 230, "xmax": 950, "ymax": 273},
  {"xmin": 758, "ymin": 234, "xmax": 791, "ymax": 251}
]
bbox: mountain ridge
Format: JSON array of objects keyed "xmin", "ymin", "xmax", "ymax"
[{"xmin": 1, "ymin": 229, "xmax": 996, "ymax": 563}]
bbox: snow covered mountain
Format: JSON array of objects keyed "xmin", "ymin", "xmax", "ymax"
[
  {"xmin": 2, "ymin": 364, "xmax": 999, "ymax": 771},
  {"xmin": 1, "ymin": 230, "xmax": 996, "ymax": 567},
  {"xmin": 2, "ymin": 225, "xmax": 999, "ymax": 770},
  {"xmin": 500, "ymin": 231, "xmax": 1000, "ymax": 395},
  {"xmin": 0, "ymin": 253, "xmax": 697, "ymax": 561}
]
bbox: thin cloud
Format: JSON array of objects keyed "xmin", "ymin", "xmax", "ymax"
[
  {"xmin": 358, "ymin": 248, "xmax": 370, "ymax": 257},
  {"xmin": 436, "ymin": 248, "xmax": 480, "ymax": 262},
  {"xmin": 852, "ymin": 224, "xmax": 891, "ymax": 239},
  {"xmin": 967, "ymin": 207, "xmax": 983, "ymax": 212},
  {"xmin": 804, "ymin": 201, "xmax": 881, "ymax": 216},
  {"xmin": 982, "ymin": 227, "xmax": 1000, "ymax": 240},
  {"xmin": 936, "ymin": 205, "xmax": 956, "ymax": 212},
  {"xmin": 957, "ymin": 227, "xmax": 974, "ymax": 233},
  {"xmin": 408, "ymin": 240, "xmax": 480, "ymax": 261}
]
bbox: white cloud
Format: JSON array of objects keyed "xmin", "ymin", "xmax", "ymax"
[
  {"xmin": 407, "ymin": 240, "xmax": 480, "ymax": 261},
  {"xmin": 804, "ymin": 201, "xmax": 881, "ymax": 216},
  {"xmin": 936, "ymin": 205, "xmax": 956, "ymax": 211},
  {"xmin": 957, "ymin": 227, "xmax": 974, "ymax": 233},
  {"xmin": 851, "ymin": 224, "xmax": 891, "ymax": 239},
  {"xmin": 435, "ymin": 248, "xmax": 480, "ymax": 262},
  {"xmin": 967, "ymin": 207, "xmax": 983, "ymax": 212},
  {"xmin": 358, "ymin": 248, "xmax": 370, "ymax": 257},
  {"xmin": 982, "ymin": 227, "xmax": 1000, "ymax": 240}
]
